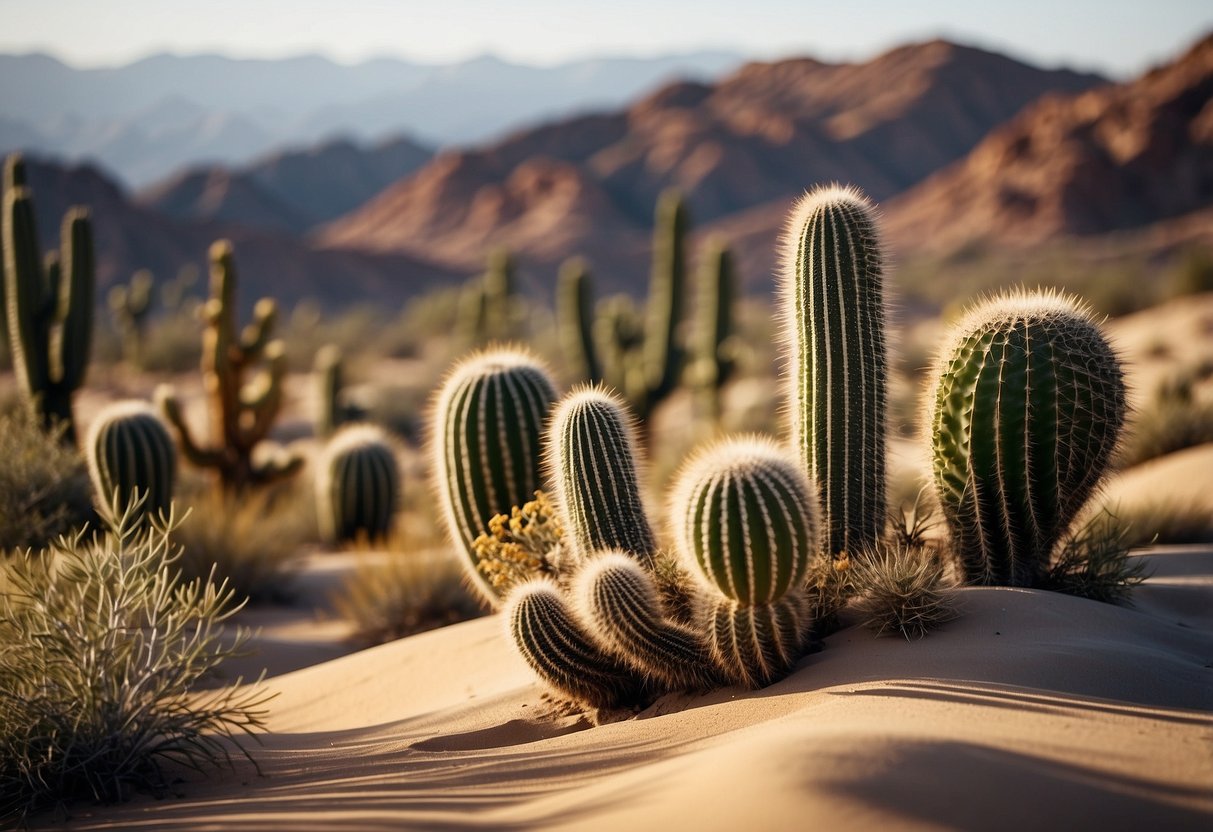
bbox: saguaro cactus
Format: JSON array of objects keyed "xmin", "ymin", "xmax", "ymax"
[
  {"xmin": 671, "ymin": 438, "xmax": 820, "ymax": 687},
  {"xmin": 158, "ymin": 240, "xmax": 300, "ymax": 492},
  {"xmin": 688, "ymin": 239, "xmax": 738, "ymax": 423},
  {"xmin": 108, "ymin": 270, "xmax": 155, "ymax": 367},
  {"xmin": 3, "ymin": 154, "xmax": 94, "ymax": 442},
  {"xmin": 926, "ymin": 291, "xmax": 1127, "ymax": 587},
  {"xmin": 316, "ymin": 424, "xmax": 400, "ymax": 544},
  {"xmin": 556, "ymin": 257, "xmax": 600, "ymax": 382},
  {"xmin": 85, "ymin": 400, "xmax": 177, "ymax": 521},
  {"xmin": 432, "ymin": 348, "xmax": 558, "ymax": 607},
  {"xmin": 780, "ymin": 184, "xmax": 887, "ymax": 558}
]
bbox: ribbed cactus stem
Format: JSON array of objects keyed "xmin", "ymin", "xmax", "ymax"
[
  {"xmin": 557, "ymin": 257, "xmax": 601, "ymax": 382},
  {"xmin": 690, "ymin": 240, "xmax": 737, "ymax": 422},
  {"xmin": 316, "ymin": 423, "xmax": 400, "ymax": 545},
  {"xmin": 432, "ymin": 348, "xmax": 558, "ymax": 607},
  {"xmin": 927, "ymin": 291, "xmax": 1127, "ymax": 586},
  {"xmin": 85, "ymin": 400, "xmax": 177, "ymax": 521},
  {"xmin": 506, "ymin": 580, "xmax": 646, "ymax": 709},
  {"xmin": 314, "ymin": 344, "xmax": 343, "ymax": 438},
  {"xmin": 705, "ymin": 594, "xmax": 812, "ymax": 688},
  {"xmin": 109, "ymin": 270, "xmax": 155, "ymax": 367},
  {"xmin": 643, "ymin": 190, "xmax": 687, "ymax": 402},
  {"xmin": 780, "ymin": 184, "xmax": 887, "ymax": 557},
  {"xmin": 548, "ymin": 387, "xmax": 656, "ymax": 565},
  {"xmin": 574, "ymin": 552, "xmax": 720, "ymax": 690}
]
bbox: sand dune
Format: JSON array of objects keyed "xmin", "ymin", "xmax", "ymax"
[{"xmin": 53, "ymin": 547, "xmax": 1212, "ymax": 831}]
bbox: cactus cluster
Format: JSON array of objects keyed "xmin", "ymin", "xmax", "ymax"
[
  {"xmin": 316, "ymin": 423, "xmax": 401, "ymax": 545},
  {"xmin": 158, "ymin": 240, "xmax": 301, "ymax": 492},
  {"xmin": 85, "ymin": 400, "xmax": 178, "ymax": 521},
  {"xmin": 2, "ymin": 154, "xmax": 94, "ymax": 441},
  {"xmin": 926, "ymin": 291, "xmax": 1127, "ymax": 586},
  {"xmin": 458, "ymin": 249, "xmax": 521, "ymax": 347}
]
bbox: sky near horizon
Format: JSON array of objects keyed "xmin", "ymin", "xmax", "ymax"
[{"xmin": 1, "ymin": 0, "xmax": 1210, "ymax": 78}]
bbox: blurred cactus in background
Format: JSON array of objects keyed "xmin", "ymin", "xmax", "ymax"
[
  {"xmin": 457, "ymin": 248, "xmax": 522, "ymax": 348},
  {"xmin": 315, "ymin": 423, "xmax": 400, "ymax": 545},
  {"xmin": 314, "ymin": 344, "xmax": 344, "ymax": 439},
  {"xmin": 85, "ymin": 400, "xmax": 177, "ymax": 522},
  {"xmin": 687, "ymin": 239, "xmax": 739, "ymax": 425},
  {"xmin": 109, "ymin": 270, "xmax": 155, "ymax": 368},
  {"xmin": 556, "ymin": 257, "xmax": 601, "ymax": 382}
]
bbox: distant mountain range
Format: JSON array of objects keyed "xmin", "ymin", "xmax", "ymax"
[{"xmin": 0, "ymin": 51, "xmax": 743, "ymax": 187}]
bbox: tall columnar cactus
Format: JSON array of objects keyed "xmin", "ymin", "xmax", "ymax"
[
  {"xmin": 314, "ymin": 344, "xmax": 343, "ymax": 439},
  {"xmin": 3, "ymin": 153, "xmax": 94, "ymax": 442},
  {"xmin": 780, "ymin": 184, "xmax": 887, "ymax": 557},
  {"xmin": 671, "ymin": 438, "xmax": 820, "ymax": 687},
  {"xmin": 108, "ymin": 270, "xmax": 155, "ymax": 367},
  {"xmin": 926, "ymin": 291, "xmax": 1127, "ymax": 587},
  {"xmin": 85, "ymin": 401, "xmax": 177, "ymax": 521},
  {"xmin": 556, "ymin": 257, "xmax": 601, "ymax": 382},
  {"xmin": 642, "ymin": 190, "xmax": 687, "ymax": 406},
  {"xmin": 158, "ymin": 240, "xmax": 301, "ymax": 492},
  {"xmin": 689, "ymin": 239, "xmax": 738, "ymax": 423},
  {"xmin": 547, "ymin": 387, "xmax": 656, "ymax": 565},
  {"xmin": 458, "ymin": 249, "xmax": 519, "ymax": 347},
  {"xmin": 432, "ymin": 348, "xmax": 558, "ymax": 607},
  {"xmin": 316, "ymin": 424, "xmax": 400, "ymax": 545}
]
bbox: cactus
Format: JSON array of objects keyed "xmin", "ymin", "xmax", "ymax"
[
  {"xmin": 688, "ymin": 240, "xmax": 738, "ymax": 424},
  {"xmin": 109, "ymin": 270, "xmax": 155, "ymax": 367},
  {"xmin": 85, "ymin": 400, "xmax": 177, "ymax": 521},
  {"xmin": 316, "ymin": 424, "xmax": 400, "ymax": 544},
  {"xmin": 780, "ymin": 184, "xmax": 887, "ymax": 558},
  {"xmin": 547, "ymin": 387, "xmax": 656, "ymax": 565},
  {"xmin": 506, "ymin": 579, "xmax": 647, "ymax": 709},
  {"xmin": 3, "ymin": 153, "xmax": 94, "ymax": 442},
  {"xmin": 670, "ymin": 438, "xmax": 820, "ymax": 687},
  {"xmin": 314, "ymin": 344, "xmax": 343, "ymax": 439},
  {"xmin": 926, "ymin": 291, "xmax": 1127, "ymax": 587},
  {"xmin": 556, "ymin": 257, "xmax": 601, "ymax": 382},
  {"xmin": 158, "ymin": 240, "xmax": 301, "ymax": 492},
  {"xmin": 432, "ymin": 348, "xmax": 558, "ymax": 607},
  {"xmin": 457, "ymin": 249, "xmax": 519, "ymax": 347},
  {"xmin": 641, "ymin": 190, "xmax": 687, "ymax": 407}
]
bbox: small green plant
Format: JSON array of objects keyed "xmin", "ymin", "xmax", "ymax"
[
  {"xmin": 0, "ymin": 495, "xmax": 270, "ymax": 821},
  {"xmin": 315, "ymin": 424, "xmax": 401, "ymax": 545},
  {"xmin": 0, "ymin": 401, "xmax": 92, "ymax": 552},
  {"xmin": 1038, "ymin": 509, "xmax": 1150, "ymax": 604},
  {"xmin": 84, "ymin": 400, "xmax": 177, "ymax": 522}
]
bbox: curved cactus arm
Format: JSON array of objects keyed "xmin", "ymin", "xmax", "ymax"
[
  {"xmin": 780, "ymin": 184, "xmax": 887, "ymax": 557},
  {"xmin": 51, "ymin": 208, "xmax": 93, "ymax": 392},
  {"xmin": 240, "ymin": 341, "xmax": 288, "ymax": 447},
  {"xmin": 506, "ymin": 579, "xmax": 646, "ymax": 709},
  {"xmin": 157, "ymin": 385, "xmax": 227, "ymax": 469},
  {"xmin": 704, "ymin": 592, "xmax": 811, "ymax": 688},
  {"xmin": 240, "ymin": 298, "xmax": 278, "ymax": 361},
  {"xmin": 574, "ymin": 552, "xmax": 721, "ymax": 691}
]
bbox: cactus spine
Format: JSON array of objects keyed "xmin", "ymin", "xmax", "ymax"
[
  {"xmin": 556, "ymin": 257, "xmax": 601, "ymax": 382},
  {"xmin": 158, "ymin": 240, "xmax": 301, "ymax": 492},
  {"xmin": 671, "ymin": 438, "xmax": 820, "ymax": 687},
  {"xmin": 85, "ymin": 400, "xmax": 177, "ymax": 520},
  {"xmin": 780, "ymin": 184, "xmax": 887, "ymax": 557},
  {"xmin": 3, "ymin": 154, "xmax": 94, "ymax": 442},
  {"xmin": 927, "ymin": 291, "xmax": 1127, "ymax": 586},
  {"xmin": 432, "ymin": 348, "xmax": 558, "ymax": 607},
  {"xmin": 547, "ymin": 387, "xmax": 656, "ymax": 565},
  {"xmin": 316, "ymin": 424, "xmax": 400, "ymax": 544},
  {"xmin": 109, "ymin": 270, "xmax": 155, "ymax": 367}
]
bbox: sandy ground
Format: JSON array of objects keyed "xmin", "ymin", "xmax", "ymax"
[{"xmin": 48, "ymin": 546, "xmax": 1213, "ymax": 832}]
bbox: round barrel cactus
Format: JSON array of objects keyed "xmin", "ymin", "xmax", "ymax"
[
  {"xmin": 926, "ymin": 291, "xmax": 1127, "ymax": 586},
  {"xmin": 85, "ymin": 400, "xmax": 177, "ymax": 520},
  {"xmin": 316, "ymin": 423, "xmax": 400, "ymax": 545}
]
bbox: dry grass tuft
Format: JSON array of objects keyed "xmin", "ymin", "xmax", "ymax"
[
  {"xmin": 849, "ymin": 541, "xmax": 958, "ymax": 640},
  {"xmin": 1042, "ymin": 509, "xmax": 1150, "ymax": 604}
]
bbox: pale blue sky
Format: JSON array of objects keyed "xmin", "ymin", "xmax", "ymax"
[{"xmin": 2, "ymin": 0, "xmax": 1210, "ymax": 77}]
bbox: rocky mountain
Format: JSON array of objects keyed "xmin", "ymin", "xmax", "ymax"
[
  {"xmin": 136, "ymin": 136, "xmax": 434, "ymax": 234},
  {"xmin": 882, "ymin": 34, "xmax": 1213, "ymax": 252},
  {"xmin": 0, "ymin": 51, "xmax": 742, "ymax": 187},
  {"xmin": 11, "ymin": 156, "xmax": 461, "ymax": 311},
  {"xmin": 318, "ymin": 40, "xmax": 1106, "ymax": 293}
]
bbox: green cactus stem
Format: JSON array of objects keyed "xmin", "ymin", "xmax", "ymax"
[
  {"xmin": 557, "ymin": 257, "xmax": 601, "ymax": 383},
  {"xmin": 157, "ymin": 239, "xmax": 301, "ymax": 492},
  {"xmin": 432, "ymin": 348, "xmax": 558, "ymax": 607},
  {"xmin": 316, "ymin": 423, "xmax": 401, "ymax": 545},
  {"xmin": 314, "ymin": 344, "xmax": 343, "ymax": 439},
  {"xmin": 547, "ymin": 387, "xmax": 656, "ymax": 565},
  {"xmin": 3, "ymin": 159, "xmax": 94, "ymax": 442},
  {"xmin": 85, "ymin": 400, "xmax": 177, "ymax": 521},
  {"xmin": 688, "ymin": 239, "xmax": 738, "ymax": 424},
  {"xmin": 926, "ymin": 290, "xmax": 1127, "ymax": 587},
  {"xmin": 109, "ymin": 270, "xmax": 155, "ymax": 367},
  {"xmin": 780, "ymin": 184, "xmax": 887, "ymax": 558}
]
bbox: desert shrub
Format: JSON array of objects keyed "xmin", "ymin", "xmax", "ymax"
[
  {"xmin": 1117, "ymin": 371, "xmax": 1213, "ymax": 468},
  {"xmin": 332, "ymin": 551, "xmax": 482, "ymax": 646},
  {"xmin": 0, "ymin": 498, "xmax": 270, "ymax": 821},
  {"xmin": 1113, "ymin": 500, "xmax": 1213, "ymax": 547},
  {"xmin": 174, "ymin": 484, "xmax": 311, "ymax": 604},
  {"xmin": 0, "ymin": 402, "xmax": 93, "ymax": 552},
  {"xmin": 1038, "ymin": 509, "xmax": 1149, "ymax": 604},
  {"xmin": 850, "ymin": 541, "xmax": 958, "ymax": 639}
]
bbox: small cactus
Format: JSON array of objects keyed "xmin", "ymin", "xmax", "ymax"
[
  {"xmin": 432, "ymin": 348, "xmax": 558, "ymax": 607},
  {"xmin": 547, "ymin": 387, "xmax": 656, "ymax": 565},
  {"xmin": 314, "ymin": 344, "xmax": 343, "ymax": 439},
  {"xmin": 670, "ymin": 437, "xmax": 821, "ymax": 687},
  {"xmin": 316, "ymin": 424, "xmax": 401, "ymax": 545},
  {"xmin": 780, "ymin": 184, "xmax": 887, "ymax": 558},
  {"xmin": 109, "ymin": 270, "xmax": 155, "ymax": 367},
  {"xmin": 85, "ymin": 400, "xmax": 177, "ymax": 521},
  {"xmin": 926, "ymin": 291, "xmax": 1127, "ymax": 586},
  {"xmin": 556, "ymin": 257, "xmax": 601, "ymax": 382}
]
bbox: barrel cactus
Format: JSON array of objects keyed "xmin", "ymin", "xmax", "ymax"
[
  {"xmin": 85, "ymin": 400, "xmax": 177, "ymax": 521},
  {"xmin": 670, "ymin": 438, "xmax": 820, "ymax": 687},
  {"xmin": 780, "ymin": 184, "xmax": 887, "ymax": 557},
  {"xmin": 926, "ymin": 291, "xmax": 1127, "ymax": 587},
  {"xmin": 432, "ymin": 348, "xmax": 558, "ymax": 607},
  {"xmin": 316, "ymin": 424, "xmax": 401, "ymax": 545}
]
